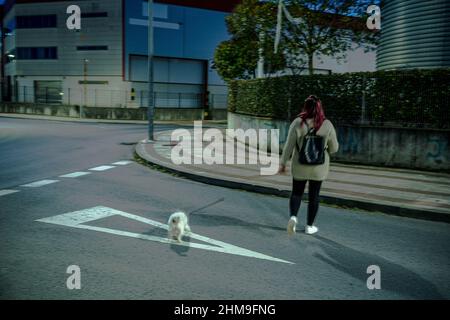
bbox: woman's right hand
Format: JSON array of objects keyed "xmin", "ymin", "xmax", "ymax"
[{"xmin": 278, "ymin": 165, "xmax": 286, "ymax": 174}]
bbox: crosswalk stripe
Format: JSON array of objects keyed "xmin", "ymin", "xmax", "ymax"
[
  {"xmin": 0, "ymin": 189, "xmax": 19, "ymax": 196},
  {"xmin": 59, "ymin": 172, "xmax": 92, "ymax": 178},
  {"xmin": 20, "ymin": 180, "xmax": 59, "ymax": 188},
  {"xmin": 88, "ymin": 165, "xmax": 116, "ymax": 171},
  {"xmin": 112, "ymin": 161, "xmax": 133, "ymax": 166}
]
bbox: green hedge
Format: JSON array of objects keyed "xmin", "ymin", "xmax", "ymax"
[{"xmin": 228, "ymin": 69, "xmax": 450, "ymax": 128}]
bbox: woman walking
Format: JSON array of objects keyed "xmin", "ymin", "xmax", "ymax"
[{"xmin": 279, "ymin": 95, "xmax": 339, "ymax": 235}]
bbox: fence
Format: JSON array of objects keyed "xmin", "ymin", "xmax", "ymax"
[
  {"xmin": 229, "ymin": 70, "xmax": 450, "ymax": 129},
  {"xmin": 11, "ymin": 86, "xmax": 228, "ymax": 110},
  {"xmin": 361, "ymin": 75, "xmax": 449, "ymax": 128}
]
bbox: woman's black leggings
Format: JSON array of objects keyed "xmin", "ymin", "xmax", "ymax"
[{"xmin": 289, "ymin": 179, "xmax": 323, "ymax": 226}]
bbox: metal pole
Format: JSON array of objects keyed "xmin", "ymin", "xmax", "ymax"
[
  {"xmin": 147, "ymin": 0, "xmax": 155, "ymax": 141},
  {"xmin": 361, "ymin": 76, "xmax": 366, "ymax": 124},
  {"xmin": 82, "ymin": 58, "xmax": 88, "ymax": 118},
  {"xmin": 257, "ymin": 30, "xmax": 265, "ymax": 78}
]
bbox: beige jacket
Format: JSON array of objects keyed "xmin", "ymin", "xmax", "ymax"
[{"xmin": 280, "ymin": 118, "xmax": 339, "ymax": 181}]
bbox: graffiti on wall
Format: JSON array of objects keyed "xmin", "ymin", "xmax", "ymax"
[
  {"xmin": 426, "ymin": 136, "xmax": 447, "ymax": 164},
  {"xmin": 338, "ymin": 127, "xmax": 359, "ymax": 156}
]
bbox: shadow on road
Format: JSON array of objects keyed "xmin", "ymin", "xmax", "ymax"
[
  {"xmin": 182, "ymin": 213, "xmax": 445, "ymax": 299},
  {"xmin": 313, "ymin": 235, "xmax": 445, "ymax": 299},
  {"xmin": 140, "ymin": 228, "xmax": 192, "ymax": 257},
  {"xmin": 190, "ymin": 213, "xmax": 285, "ymax": 233},
  {"xmin": 169, "ymin": 235, "xmax": 191, "ymax": 257}
]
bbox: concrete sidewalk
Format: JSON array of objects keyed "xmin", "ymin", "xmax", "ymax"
[
  {"xmin": 135, "ymin": 129, "xmax": 450, "ymax": 223},
  {"xmin": 0, "ymin": 113, "xmax": 227, "ymax": 126}
]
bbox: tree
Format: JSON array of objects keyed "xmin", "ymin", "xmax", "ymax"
[
  {"xmin": 214, "ymin": 40, "xmax": 258, "ymax": 81},
  {"xmin": 215, "ymin": 0, "xmax": 379, "ymax": 80},
  {"xmin": 214, "ymin": 0, "xmax": 286, "ymax": 81},
  {"xmin": 279, "ymin": 0, "xmax": 379, "ymax": 75}
]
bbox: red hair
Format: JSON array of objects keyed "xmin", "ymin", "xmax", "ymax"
[{"xmin": 299, "ymin": 95, "xmax": 326, "ymax": 131}]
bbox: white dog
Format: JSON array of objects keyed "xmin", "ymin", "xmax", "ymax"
[{"xmin": 167, "ymin": 211, "xmax": 191, "ymax": 242}]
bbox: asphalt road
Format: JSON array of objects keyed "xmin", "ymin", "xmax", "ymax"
[{"xmin": 0, "ymin": 117, "xmax": 449, "ymax": 300}]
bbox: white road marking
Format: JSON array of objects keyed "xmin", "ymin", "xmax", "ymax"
[
  {"xmin": 88, "ymin": 165, "xmax": 116, "ymax": 171},
  {"xmin": 0, "ymin": 189, "xmax": 19, "ymax": 196},
  {"xmin": 21, "ymin": 180, "xmax": 59, "ymax": 188},
  {"xmin": 112, "ymin": 161, "xmax": 133, "ymax": 166},
  {"xmin": 59, "ymin": 172, "xmax": 92, "ymax": 178},
  {"xmin": 36, "ymin": 206, "xmax": 293, "ymax": 265}
]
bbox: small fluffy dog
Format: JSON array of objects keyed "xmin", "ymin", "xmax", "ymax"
[{"xmin": 167, "ymin": 211, "xmax": 191, "ymax": 242}]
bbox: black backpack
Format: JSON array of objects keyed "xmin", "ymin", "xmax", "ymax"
[{"xmin": 297, "ymin": 122, "xmax": 325, "ymax": 165}]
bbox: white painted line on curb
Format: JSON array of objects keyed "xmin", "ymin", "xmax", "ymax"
[
  {"xmin": 0, "ymin": 189, "xmax": 19, "ymax": 196},
  {"xmin": 59, "ymin": 172, "xmax": 92, "ymax": 178},
  {"xmin": 21, "ymin": 180, "xmax": 59, "ymax": 188},
  {"xmin": 112, "ymin": 161, "xmax": 133, "ymax": 166},
  {"xmin": 88, "ymin": 165, "xmax": 116, "ymax": 171},
  {"xmin": 36, "ymin": 206, "xmax": 293, "ymax": 265}
]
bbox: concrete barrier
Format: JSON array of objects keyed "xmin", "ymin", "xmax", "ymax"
[
  {"xmin": 209, "ymin": 109, "xmax": 227, "ymax": 121},
  {"xmin": 0, "ymin": 102, "xmax": 208, "ymax": 121},
  {"xmin": 228, "ymin": 112, "xmax": 450, "ymax": 172}
]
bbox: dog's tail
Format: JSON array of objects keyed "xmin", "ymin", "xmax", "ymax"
[{"xmin": 187, "ymin": 197, "xmax": 224, "ymax": 216}]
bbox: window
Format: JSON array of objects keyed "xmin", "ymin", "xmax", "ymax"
[
  {"xmin": 81, "ymin": 12, "xmax": 108, "ymax": 18},
  {"xmin": 34, "ymin": 81, "xmax": 62, "ymax": 104},
  {"xmin": 16, "ymin": 15, "xmax": 57, "ymax": 29},
  {"xmin": 129, "ymin": 56, "xmax": 204, "ymax": 84},
  {"xmin": 17, "ymin": 47, "xmax": 58, "ymax": 60},
  {"xmin": 76, "ymin": 46, "xmax": 108, "ymax": 51}
]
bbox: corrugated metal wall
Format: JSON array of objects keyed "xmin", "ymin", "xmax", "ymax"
[{"xmin": 377, "ymin": 0, "xmax": 450, "ymax": 70}]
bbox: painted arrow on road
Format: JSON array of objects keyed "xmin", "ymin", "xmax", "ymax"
[{"xmin": 36, "ymin": 206, "xmax": 293, "ymax": 264}]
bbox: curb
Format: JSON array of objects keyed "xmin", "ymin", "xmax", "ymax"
[
  {"xmin": 135, "ymin": 142, "xmax": 450, "ymax": 224},
  {"xmin": 0, "ymin": 113, "xmax": 227, "ymax": 126}
]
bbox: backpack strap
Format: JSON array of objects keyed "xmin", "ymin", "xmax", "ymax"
[
  {"xmin": 296, "ymin": 120, "xmax": 313, "ymax": 151},
  {"xmin": 304, "ymin": 121, "xmax": 316, "ymax": 135}
]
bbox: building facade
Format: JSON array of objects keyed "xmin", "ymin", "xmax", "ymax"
[
  {"xmin": 377, "ymin": 0, "xmax": 450, "ymax": 70},
  {"xmin": 0, "ymin": 0, "xmax": 239, "ymax": 109},
  {"xmin": 1, "ymin": 0, "xmax": 124, "ymax": 106},
  {"xmin": 124, "ymin": 0, "xmax": 234, "ymax": 109},
  {"xmin": 1, "ymin": 0, "xmax": 376, "ymax": 110}
]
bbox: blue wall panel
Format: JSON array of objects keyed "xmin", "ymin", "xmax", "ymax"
[{"xmin": 124, "ymin": 0, "xmax": 230, "ymax": 85}]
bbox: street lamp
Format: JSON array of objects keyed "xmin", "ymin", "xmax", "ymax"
[{"xmin": 147, "ymin": 0, "xmax": 155, "ymax": 141}]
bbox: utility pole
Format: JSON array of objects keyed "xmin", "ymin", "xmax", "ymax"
[
  {"xmin": 147, "ymin": 0, "xmax": 155, "ymax": 141},
  {"xmin": 82, "ymin": 58, "xmax": 88, "ymax": 118}
]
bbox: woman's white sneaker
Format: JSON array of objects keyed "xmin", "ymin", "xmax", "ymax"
[
  {"xmin": 287, "ymin": 216, "xmax": 298, "ymax": 235},
  {"xmin": 305, "ymin": 225, "xmax": 318, "ymax": 235}
]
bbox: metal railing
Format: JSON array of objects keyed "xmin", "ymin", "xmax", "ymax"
[
  {"xmin": 360, "ymin": 75, "xmax": 449, "ymax": 128},
  {"xmin": 7, "ymin": 86, "xmax": 229, "ymax": 110},
  {"xmin": 284, "ymin": 74, "xmax": 450, "ymax": 129}
]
